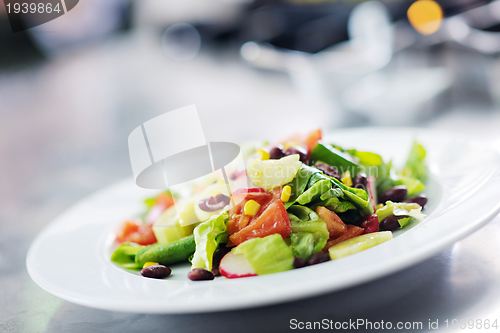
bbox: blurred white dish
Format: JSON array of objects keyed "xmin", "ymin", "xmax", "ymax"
[
  {"xmin": 342, "ymin": 68, "xmax": 451, "ymax": 125},
  {"xmin": 27, "ymin": 128, "xmax": 500, "ymax": 313}
]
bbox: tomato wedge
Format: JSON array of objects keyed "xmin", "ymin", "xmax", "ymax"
[
  {"xmin": 228, "ymin": 191, "xmax": 273, "ymax": 235},
  {"xmin": 303, "ymin": 128, "xmax": 322, "ymax": 153},
  {"xmin": 323, "ymin": 224, "xmax": 364, "ymax": 250},
  {"xmin": 228, "ymin": 188, "xmax": 292, "ymax": 246},
  {"xmin": 316, "ymin": 206, "xmax": 347, "ymax": 238},
  {"xmin": 115, "ymin": 220, "xmax": 157, "ymax": 245}
]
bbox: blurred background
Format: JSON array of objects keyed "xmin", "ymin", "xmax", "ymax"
[{"xmin": 3, "ymin": 0, "xmax": 500, "ymax": 331}]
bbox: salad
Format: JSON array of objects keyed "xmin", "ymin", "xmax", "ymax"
[{"xmin": 111, "ymin": 129, "xmax": 428, "ymax": 281}]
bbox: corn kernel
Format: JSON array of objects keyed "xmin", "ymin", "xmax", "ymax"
[
  {"xmin": 375, "ymin": 203, "xmax": 384, "ymax": 211},
  {"xmin": 244, "ymin": 200, "xmax": 261, "ymax": 216},
  {"xmin": 341, "ymin": 171, "xmax": 353, "ymax": 187},
  {"xmin": 143, "ymin": 262, "xmax": 158, "ymax": 268},
  {"xmin": 281, "ymin": 185, "xmax": 292, "ymax": 203},
  {"xmin": 255, "ymin": 149, "xmax": 270, "ymax": 161}
]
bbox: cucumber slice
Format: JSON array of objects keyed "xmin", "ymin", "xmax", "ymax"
[
  {"xmin": 246, "ymin": 155, "xmax": 302, "ymax": 191},
  {"xmin": 328, "ymin": 231, "xmax": 392, "ymax": 260},
  {"xmin": 152, "ymin": 202, "xmax": 198, "ymax": 244}
]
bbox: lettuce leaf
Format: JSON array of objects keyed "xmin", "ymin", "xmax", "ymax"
[
  {"xmin": 377, "ymin": 141, "xmax": 427, "ymax": 196},
  {"xmin": 312, "ymin": 196, "xmax": 356, "ymax": 213},
  {"xmin": 233, "ymin": 234, "xmax": 294, "ymax": 275},
  {"xmin": 296, "ymin": 179, "xmax": 332, "ymax": 205},
  {"xmin": 111, "ymin": 243, "xmax": 144, "ymax": 270},
  {"xmin": 376, "ymin": 201, "xmax": 425, "ymax": 228},
  {"xmin": 378, "ymin": 162, "xmax": 426, "ymax": 197},
  {"xmin": 288, "ymin": 206, "xmax": 329, "ymax": 261},
  {"xmin": 402, "ymin": 140, "xmax": 427, "ymax": 183},
  {"xmin": 399, "ymin": 176, "xmax": 425, "ymax": 196},
  {"xmin": 309, "ymin": 143, "xmax": 358, "ymax": 173},
  {"xmin": 346, "ymin": 149, "xmax": 389, "ymax": 187},
  {"xmin": 303, "ymin": 171, "xmax": 373, "ymax": 217},
  {"xmin": 284, "ymin": 164, "xmax": 321, "ymax": 209},
  {"xmin": 191, "ymin": 211, "xmax": 229, "ymax": 270},
  {"xmin": 320, "ymin": 188, "xmax": 344, "ymax": 201}
]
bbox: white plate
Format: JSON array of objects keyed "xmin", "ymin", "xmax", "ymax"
[{"xmin": 26, "ymin": 128, "xmax": 500, "ymax": 314}]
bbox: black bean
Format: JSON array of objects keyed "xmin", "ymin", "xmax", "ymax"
[
  {"xmin": 404, "ymin": 194, "xmax": 428, "ymax": 208},
  {"xmin": 379, "ymin": 214, "xmax": 409, "ymax": 231},
  {"xmin": 212, "ymin": 267, "xmax": 221, "ymax": 277},
  {"xmin": 284, "ymin": 146, "xmax": 308, "ymax": 163},
  {"xmin": 269, "ymin": 146, "xmax": 285, "ymax": 160},
  {"xmin": 198, "ymin": 193, "xmax": 230, "ymax": 212},
  {"xmin": 353, "ymin": 173, "xmax": 368, "ymax": 190},
  {"xmin": 293, "ymin": 257, "xmax": 307, "ymax": 269},
  {"xmin": 188, "ymin": 268, "xmax": 215, "ymax": 281},
  {"xmin": 379, "ymin": 185, "xmax": 407, "ymax": 203},
  {"xmin": 306, "ymin": 252, "xmax": 330, "ymax": 266},
  {"xmin": 313, "ymin": 162, "xmax": 341, "ymax": 180},
  {"xmin": 211, "ymin": 246, "xmax": 231, "ymax": 276},
  {"xmin": 140, "ymin": 265, "xmax": 171, "ymax": 279}
]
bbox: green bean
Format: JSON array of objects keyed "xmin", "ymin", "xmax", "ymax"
[{"xmin": 135, "ymin": 235, "xmax": 195, "ymax": 267}]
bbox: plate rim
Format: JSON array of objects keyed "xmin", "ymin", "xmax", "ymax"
[{"xmin": 26, "ymin": 127, "xmax": 500, "ymax": 313}]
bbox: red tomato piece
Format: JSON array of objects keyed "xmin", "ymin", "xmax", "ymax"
[
  {"xmin": 228, "ymin": 191, "xmax": 274, "ymax": 235},
  {"xmin": 229, "ymin": 192, "xmax": 291, "ymax": 246},
  {"xmin": 115, "ymin": 220, "xmax": 157, "ymax": 245},
  {"xmin": 115, "ymin": 220, "xmax": 139, "ymax": 243},
  {"xmin": 323, "ymin": 224, "xmax": 364, "ymax": 250},
  {"xmin": 316, "ymin": 206, "xmax": 347, "ymax": 238},
  {"xmin": 155, "ymin": 192, "xmax": 175, "ymax": 209},
  {"xmin": 303, "ymin": 129, "xmax": 322, "ymax": 153},
  {"xmin": 145, "ymin": 192, "xmax": 175, "ymax": 224}
]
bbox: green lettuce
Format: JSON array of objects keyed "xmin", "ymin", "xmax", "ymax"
[
  {"xmin": 191, "ymin": 211, "xmax": 229, "ymax": 270},
  {"xmin": 346, "ymin": 149, "xmax": 389, "ymax": 187},
  {"xmin": 296, "ymin": 179, "xmax": 332, "ymax": 205},
  {"xmin": 399, "ymin": 176, "xmax": 425, "ymax": 196},
  {"xmin": 376, "ymin": 201, "xmax": 425, "ymax": 228},
  {"xmin": 402, "ymin": 140, "xmax": 427, "ymax": 182},
  {"xmin": 312, "ymin": 196, "xmax": 356, "ymax": 213},
  {"xmin": 284, "ymin": 164, "xmax": 321, "ymax": 209},
  {"xmin": 309, "ymin": 143, "xmax": 358, "ymax": 173},
  {"xmin": 288, "ymin": 206, "xmax": 329, "ymax": 261},
  {"xmin": 111, "ymin": 243, "xmax": 144, "ymax": 270},
  {"xmin": 298, "ymin": 170, "xmax": 373, "ymax": 218},
  {"xmin": 377, "ymin": 141, "xmax": 427, "ymax": 196},
  {"xmin": 320, "ymin": 188, "xmax": 344, "ymax": 201},
  {"xmin": 233, "ymin": 234, "xmax": 294, "ymax": 275}
]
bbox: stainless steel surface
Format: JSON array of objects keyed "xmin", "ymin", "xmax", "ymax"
[{"xmin": 2, "ymin": 31, "xmax": 500, "ymax": 332}]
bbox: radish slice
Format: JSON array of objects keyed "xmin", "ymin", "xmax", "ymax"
[
  {"xmin": 219, "ymin": 251, "xmax": 257, "ymax": 279},
  {"xmin": 367, "ymin": 176, "xmax": 377, "ymax": 210},
  {"xmin": 231, "ymin": 188, "xmax": 266, "ymax": 196}
]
